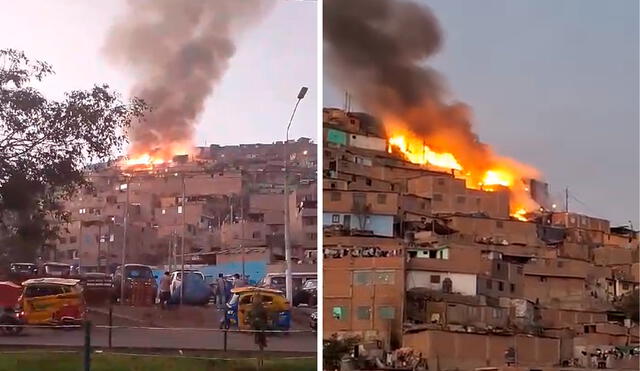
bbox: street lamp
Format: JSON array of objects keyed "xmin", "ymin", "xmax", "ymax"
[
  {"xmin": 284, "ymin": 86, "xmax": 308, "ymax": 302},
  {"xmin": 120, "ymin": 175, "xmax": 130, "ymax": 305}
]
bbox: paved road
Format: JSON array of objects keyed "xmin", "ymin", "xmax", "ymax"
[{"xmin": 0, "ymin": 327, "xmax": 316, "ymax": 353}]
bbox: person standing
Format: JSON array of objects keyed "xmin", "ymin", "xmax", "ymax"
[
  {"xmin": 233, "ymin": 273, "xmax": 247, "ymax": 288},
  {"xmin": 215, "ymin": 273, "xmax": 227, "ymax": 309},
  {"xmin": 158, "ymin": 271, "xmax": 171, "ymax": 310}
]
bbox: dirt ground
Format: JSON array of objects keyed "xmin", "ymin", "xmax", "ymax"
[{"xmin": 89, "ymin": 303, "xmax": 315, "ymax": 330}]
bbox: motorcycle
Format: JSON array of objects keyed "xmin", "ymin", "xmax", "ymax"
[{"xmin": 0, "ymin": 307, "xmax": 24, "ymax": 336}]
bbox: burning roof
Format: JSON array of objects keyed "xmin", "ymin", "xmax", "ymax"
[{"xmin": 324, "ymin": 0, "xmax": 543, "ymax": 220}]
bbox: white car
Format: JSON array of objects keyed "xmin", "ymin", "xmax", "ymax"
[{"xmin": 169, "ymin": 270, "xmax": 205, "ymax": 296}]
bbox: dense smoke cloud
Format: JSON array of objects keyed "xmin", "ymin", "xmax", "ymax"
[
  {"xmin": 324, "ymin": 0, "xmax": 496, "ymax": 173},
  {"xmin": 105, "ymin": 0, "xmax": 273, "ymax": 157}
]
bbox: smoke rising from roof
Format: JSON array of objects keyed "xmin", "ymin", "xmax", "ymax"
[
  {"xmin": 324, "ymin": 0, "xmax": 495, "ymax": 171},
  {"xmin": 105, "ymin": 0, "xmax": 273, "ymax": 157}
]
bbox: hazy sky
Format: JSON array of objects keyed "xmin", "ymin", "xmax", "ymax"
[
  {"xmin": 0, "ymin": 0, "xmax": 317, "ymax": 146},
  {"xmin": 325, "ymin": 0, "xmax": 639, "ymax": 227}
]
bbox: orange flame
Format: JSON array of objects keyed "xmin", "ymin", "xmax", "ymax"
[
  {"xmin": 387, "ymin": 131, "xmax": 540, "ymax": 220},
  {"xmin": 121, "ymin": 143, "xmax": 191, "ymax": 171}
]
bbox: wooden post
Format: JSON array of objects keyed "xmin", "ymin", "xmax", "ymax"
[{"xmin": 83, "ymin": 321, "xmax": 92, "ymax": 371}]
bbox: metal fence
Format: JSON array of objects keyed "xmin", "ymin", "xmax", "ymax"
[{"xmin": 0, "ymin": 319, "xmax": 316, "ymax": 370}]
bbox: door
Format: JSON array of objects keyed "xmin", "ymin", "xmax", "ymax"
[{"xmin": 343, "ymin": 215, "xmax": 351, "ymax": 229}]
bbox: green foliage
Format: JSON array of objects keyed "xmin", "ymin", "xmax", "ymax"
[
  {"xmin": 0, "ymin": 352, "xmax": 316, "ymax": 371},
  {"xmin": 323, "ymin": 334, "xmax": 360, "ymax": 370},
  {"xmin": 0, "ymin": 49, "xmax": 146, "ymax": 258},
  {"xmin": 247, "ymin": 296, "xmax": 269, "ymax": 350}
]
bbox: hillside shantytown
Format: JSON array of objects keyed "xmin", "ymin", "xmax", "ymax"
[
  {"xmin": 322, "ymin": 108, "xmax": 639, "ymax": 369},
  {"xmin": 42, "ymin": 139, "xmax": 317, "ymax": 285}
]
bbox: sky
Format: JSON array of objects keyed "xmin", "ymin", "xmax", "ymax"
[
  {"xmin": 325, "ymin": 0, "xmax": 639, "ymax": 227},
  {"xmin": 0, "ymin": 0, "xmax": 317, "ymax": 147}
]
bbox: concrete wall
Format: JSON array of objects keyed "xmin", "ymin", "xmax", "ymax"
[
  {"xmin": 324, "ymin": 236, "xmax": 405, "ymax": 347},
  {"xmin": 403, "ymin": 330, "xmax": 560, "ymax": 369},
  {"xmin": 406, "ymin": 271, "xmax": 477, "ymax": 295},
  {"xmin": 407, "ymin": 175, "xmax": 510, "ymax": 218},
  {"xmin": 347, "ymin": 133, "xmax": 387, "ymax": 152},
  {"xmin": 523, "ymin": 275, "xmax": 585, "ymax": 303},
  {"xmin": 323, "ymin": 213, "xmax": 394, "ymax": 237},
  {"xmin": 447, "ymin": 216, "xmax": 540, "ymax": 246},
  {"xmin": 324, "ymin": 189, "xmax": 399, "ymax": 215}
]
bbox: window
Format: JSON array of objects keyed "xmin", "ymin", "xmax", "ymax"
[
  {"xmin": 162, "ymin": 209, "xmax": 166, "ymax": 215},
  {"xmin": 496, "ymin": 263, "xmax": 502, "ymax": 271},
  {"xmin": 252, "ymin": 231, "xmax": 261, "ymax": 239},
  {"xmin": 486, "ymin": 279, "xmax": 493, "ymax": 289},
  {"xmin": 331, "ymin": 214, "xmax": 340, "ymax": 223},
  {"xmin": 498, "ymin": 281, "xmax": 504, "ymax": 291},
  {"xmin": 433, "ymin": 194, "xmax": 443, "ymax": 202},
  {"xmin": 330, "ymin": 192, "xmax": 341, "ymax": 201},
  {"xmin": 378, "ymin": 306, "xmax": 395, "ymax": 319},
  {"xmin": 332, "ymin": 306, "xmax": 346, "ymax": 320},
  {"xmin": 510, "ymin": 284, "xmax": 515, "ymax": 293},
  {"xmin": 353, "ymin": 271, "xmax": 373, "ymax": 285},
  {"xmin": 456, "ymin": 196, "xmax": 466, "ymax": 204},
  {"xmin": 365, "ymin": 178, "xmax": 372, "ymax": 186},
  {"xmin": 430, "ymin": 275, "xmax": 441, "ymax": 284},
  {"xmin": 516, "ymin": 266, "xmax": 523, "ymax": 275},
  {"xmin": 622, "ymin": 283, "xmax": 630, "ymax": 290},
  {"xmin": 69, "ymin": 236, "xmax": 77, "ymax": 244},
  {"xmin": 492, "ymin": 308, "xmax": 502, "ymax": 319},
  {"xmin": 376, "ymin": 272, "xmax": 395, "ymax": 285},
  {"xmin": 496, "ymin": 221, "xmax": 504, "ymax": 229},
  {"xmin": 420, "ymin": 201, "xmax": 426, "ymax": 210},
  {"xmin": 24, "ymin": 284, "xmax": 64, "ymax": 298},
  {"xmin": 353, "ymin": 193, "xmax": 366, "ymax": 207},
  {"xmin": 177, "ymin": 206, "xmax": 183, "ymax": 214},
  {"xmin": 539, "ymin": 276, "xmax": 547, "ymax": 282},
  {"xmin": 377, "ymin": 194, "xmax": 387, "ymax": 204},
  {"xmin": 437, "ymin": 178, "xmax": 445, "ymax": 186},
  {"xmin": 356, "ymin": 306, "xmax": 371, "ymax": 320},
  {"xmin": 59, "ymin": 238, "xmax": 67, "ymax": 244}
]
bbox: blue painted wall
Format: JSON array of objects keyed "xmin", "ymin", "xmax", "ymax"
[{"xmin": 153, "ymin": 260, "xmax": 267, "ymax": 286}]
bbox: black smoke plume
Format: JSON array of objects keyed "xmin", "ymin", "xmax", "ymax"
[
  {"xmin": 105, "ymin": 0, "xmax": 272, "ymax": 157},
  {"xmin": 324, "ymin": 0, "xmax": 493, "ymax": 171}
]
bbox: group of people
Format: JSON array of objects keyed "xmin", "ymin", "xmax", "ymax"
[
  {"xmin": 156, "ymin": 271, "xmax": 248, "ymax": 310},
  {"xmin": 215, "ymin": 273, "xmax": 247, "ymax": 309}
]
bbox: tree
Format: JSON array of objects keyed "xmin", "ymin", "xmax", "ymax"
[{"xmin": 0, "ymin": 49, "xmax": 145, "ymax": 262}]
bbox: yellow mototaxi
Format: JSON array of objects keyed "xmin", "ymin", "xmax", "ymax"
[
  {"xmin": 222, "ymin": 286, "xmax": 291, "ymax": 330},
  {"xmin": 18, "ymin": 278, "xmax": 86, "ymax": 326}
]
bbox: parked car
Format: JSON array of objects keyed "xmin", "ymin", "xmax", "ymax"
[
  {"xmin": 258, "ymin": 272, "xmax": 316, "ymax": 295},
  {"xmin": 169, "ymin": 270, "xmax": 205, "ymax": 296},
  {"xmin": 8, "ymin": 263, "xmax": 37, "ymax": 283},
  {"xmin": 292, "ymin": 279, "xmax": 317, "ymax": 307},
  {"xmin": 112, "ymin": 264, "xmax": 157, "ymax": 304},
  {"xmin": 39, "ymin": 262, "xmax": 71, "ymax": 278}
]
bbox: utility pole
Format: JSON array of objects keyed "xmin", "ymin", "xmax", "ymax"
[
  {"xmin": 180, "ymin": 174, "xmax": 186, "ymax": 305},
  {"xmin": 97, "ymin": 222, "xmax": 102, "ymax": 272},
  {"xmin": 241, "ymin": 195, "xmax": 245, "ymax": 278},
  {"xmin": 565, "ymin": 187, "xmax": 569, "ymax": 213},
  {"xmin": 120, "ymin": 177, "xmax": 130, "ymax": 305},
  {"xmin": 284, "ymin": 86, "xmax": 308, "ymax": 301}
]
